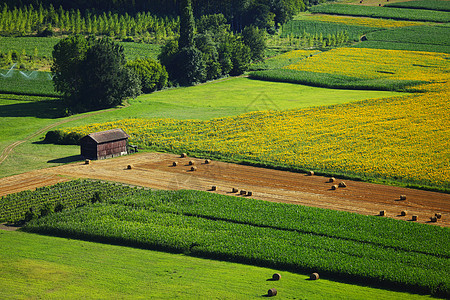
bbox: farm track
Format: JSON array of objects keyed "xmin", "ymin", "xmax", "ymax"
[
  {"xmin": 0, "ymin": 105, "xmax": 125, "ymax": 165},
  {"xmin": 0, "ymin": 152, "xmax": 448, "ymax": 227}
]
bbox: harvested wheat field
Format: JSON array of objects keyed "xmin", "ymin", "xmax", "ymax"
[{"xmin": 0, "ymin": 152, "xmax": 448, "ymax": 227}]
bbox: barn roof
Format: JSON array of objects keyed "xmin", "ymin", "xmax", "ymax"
[{"xmin": 81, "ymin": 128, "xmax": 129, "ymax": 144}]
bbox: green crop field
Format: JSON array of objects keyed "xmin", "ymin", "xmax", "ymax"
[
  {"xmin": 14, "ymin": 186, "xmax": 449, "ymax": 297},
  {"xmin": 0, "ymin": 37, "xmax": 160, "ymax": 61},
  {"xmin": 0, "ymin": 69, "xmax": 58, "ymax": 96},
  {"xmin": 0, "ymin": 231, "xmax": 433, "ymax": 299},
  {"xmin": 385, "ymin": 0, "xmax": 450, "ymax": 11},
  {"xmin": 310, "ymin": 4, "xmax": 450, "ymax": 22},
  {"xmin": 353, "ymin": 40, "xmax": 450, "ymax": 53},
  {"xmin": 280, "ymin": 19, "xmax": 378, "ymax": 41},
  {"xmin": 364, "ymin": 25, "xmax": 450, "ymax": 47}
]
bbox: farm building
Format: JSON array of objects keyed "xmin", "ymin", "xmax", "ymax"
[{"xmin": 80, "ymin": 128, "xmax": 129, "ymax": 160}]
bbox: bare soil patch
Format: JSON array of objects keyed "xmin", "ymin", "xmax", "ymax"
[{"xmin": 0, "ymin": 152, "xmax": 448, "ymax": 227}]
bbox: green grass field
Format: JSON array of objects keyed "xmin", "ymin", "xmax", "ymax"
[{"xmin": 0, "ymin": 231, "xmax": 433, "ymax": 299}]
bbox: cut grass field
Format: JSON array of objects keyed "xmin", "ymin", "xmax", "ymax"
[{"xmin": 0, "ymin": 231, "xmax": 434, "ymax": 299}]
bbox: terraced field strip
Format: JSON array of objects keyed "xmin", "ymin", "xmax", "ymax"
[{"xmin": 1, "ymin": 152, "xmax": 448, "ymax": 227}]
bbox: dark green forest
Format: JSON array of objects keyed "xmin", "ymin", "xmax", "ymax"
[{"xmin": 0, "ymin": 0, "xmax": 327, "ymax": 31}]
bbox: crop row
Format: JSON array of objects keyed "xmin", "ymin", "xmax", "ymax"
[
  {"xmin": 385, "ymin": 0, "xmax": 450, "ymax": 12},
  {"xmin": 281, "ymin": 19, "xmax": 379, "ymax": 41},
  {"xmin": 109, "ymin": 189, "xmax": 449, "ymax": 257},
  {"xmin": 310, "ymin": 4, "xmax": 450, "ymax": 23},
  {"xmin": 0, "ymin": 179, "xmax": 138, "ymax": 222},
  {"xmin": 295, "ymin": 14, "xmax": 428, "ymax": 28},
  {"xmin": 249, "ymin": 69, "xmax": 423, "ymax": 91},
  {"xmin": 353, "ymin": 40, "xmax": 450, "ymax": 54},
  {"xmin": 22, "ymin": 189, "xmax": 450, "ymax": 297},
  {"xmin": 0, "ymin": 37, "xmax": 160, "ymax": 60},
  {"xmin": 363, "ymin": 25, "xmax": 450, "ymax": 49}
]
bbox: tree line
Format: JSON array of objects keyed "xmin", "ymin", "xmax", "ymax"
[
  {"xmin": 0, "ymin": 4, "xmax": 178, "ymax": 42},
  {"xmin": 2, "ymin": 0, "xmax": 314, "ymax": 33}
]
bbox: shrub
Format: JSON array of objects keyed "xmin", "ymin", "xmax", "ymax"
[{"xmin": 126, "ymin": 58, "xmax": 168, "ymax": 93}]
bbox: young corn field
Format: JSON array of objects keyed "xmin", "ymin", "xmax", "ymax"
[{"xmin": 17, "ymin": 186, "xmax": 450, "ymax": 298}]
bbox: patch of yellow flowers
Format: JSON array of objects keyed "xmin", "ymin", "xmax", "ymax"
[
  {"xmin": 284, "ymin": 47, "xmax": 449, "ymax": 85},
  {"xmin": 65, "ymin": 48, "xmax": 450, "ymax": 188}
]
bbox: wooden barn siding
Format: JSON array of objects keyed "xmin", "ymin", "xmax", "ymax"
[{"xmin": 97, "ymin": 140, "xmax": 127, "ymax": 159}]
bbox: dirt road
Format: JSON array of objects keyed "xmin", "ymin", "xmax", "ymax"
[{"xmin": 1, "ymin": 152, "xmax": 448, "ymax": 226}]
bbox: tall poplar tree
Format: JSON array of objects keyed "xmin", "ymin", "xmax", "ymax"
[{"xmin": 179, "ymin": 0, "xmax": 195, "ymax": 49}]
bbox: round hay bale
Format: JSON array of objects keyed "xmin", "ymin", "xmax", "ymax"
[
  {"xmin": 240, "ymin": 190, "xmax": 247, "ymax": 195},
  {"xmin": 308, "ymin": 171, "xmax": 314, "ymax": 176},
  {"xmin": 268, "ymin": 288, "xmax": 277, "ymax": 297},
  {"xmin": 329, "ymin": 177, "xmax": 336, "ymax": 183},
  {"xmin": 190, "ymin": 166, "xmax": 197, "ymax": 171},
  {"xmin": 232, "ymin": 188, "xmax": 238, "ymax": 193},
  {"xmin": 430, "ymin": 216, "xmax": 437, "ymax": 222},
  {"xmin": 173, "ymin": 161, "xmax": 178, "ymax": 166},
  {"xmin": 127, "ymin": 165, "xmax": 132, "ymax": 170},
  {"xmin": 412, "ymin": 215, "xmax": 418, "ymax": 221},
  {"xmin": 205, "ymin": 159, "xmax": 211, "ymax": 164},
  {"xmin": 181, "ymin": 153, "xmax": 187, "ymax": 158},
  {"xmin": 331, "ymin": 185, "xmax": 338, "ymax": 190},
  {"xmin": 310, "ymin": 273, "xmax": 319, "ymax": 280},
  {"xmin": 211, "ymin": 186, "xmax": 217, "ymax": 191},
  {"xmin": 400, "ymin": 195, "xmax": 407, "ymax": 200},
  {"xmin": 272, "ymin": 273, "xmax": 281, "ymax": 281},
  {"xmin": 401, "ymin": 210, "xmax": 407, "ymax": 216},
  {"xmin": 85, "ymin": 159, "xmax": 90, "ymax": 165},
  {"xmin": 379, "ymin": 210, "xmax": 386, "ymax": 216},
  {"xmin": 189, "ymin": 160, "xmax": 194, "ymax": 165},
  {"xmin": 247, "ymin": 191, "xmax": 253, "ymax": 196},
  {"xmin": 435, "ymin": 213, "xmax": 442, "ymax": 219},
  {"xmin": 338, "ymin": 181, "xmax": 347, "ymax": 188}
]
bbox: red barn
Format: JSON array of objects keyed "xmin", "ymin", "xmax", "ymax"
[{"xmin": 80, "ymin": 128, "xmax": 129, "ymax": 160}]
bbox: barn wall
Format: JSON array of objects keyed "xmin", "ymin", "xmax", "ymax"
[
  {"xmin": 97, "ymin": 139, "xmax": 128, "ymax": 160},
  {"xmin": 80, "ymin": 138, "xmax": 98, "ymax": 160}
]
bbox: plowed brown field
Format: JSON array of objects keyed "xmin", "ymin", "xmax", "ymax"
[{"xmin": 1, "ymin": 152, "xmax": 448, "ymax": 227}]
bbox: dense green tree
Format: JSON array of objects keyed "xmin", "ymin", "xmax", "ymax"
[
  {"xmin": 127, "ymin": 58, "xmax": 168, "ymax": 93},
  {"xmin": 179, "ymin": 0, "xmax": 195, "ymax": 49},
  {"xmin": 175, "ymin": 46, "xmax": 206, "ymax": 85},
  {"xmin": 195, "ymin": 32, "xmax": 221, "ymax": 80},
  {"xmin": 52, "ymin": 36, "xmax": 140, "ymax": 113},
  {"xmin": 229, "ymin": 38, "xmax": 252, "ymax": 76},
  {"xmin": 52, "ymin": 35, "xmax": 92, "ymax": 102},
  {"xmin": 241, "ymin": 25, "xmax": 266, "ymax": 61},
  {"xmin": 158, "ymin": 38, "xmax": 179, "ymax": 80}
]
